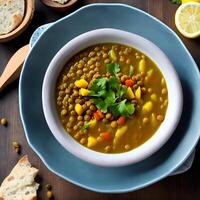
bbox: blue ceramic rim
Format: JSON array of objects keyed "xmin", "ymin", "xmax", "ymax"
[
  {"xmin": 19, "ymin": 3, "xmax": 200, "ymax": 193},
  {"xmin": 29, "ymin": 23, "xmax": 53, "ymax": 48}
]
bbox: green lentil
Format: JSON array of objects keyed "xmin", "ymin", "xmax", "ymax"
[
  {"xmin": 47, "ymin": 191, "xmax": 53, "ymax": 199},
  {"xmin": 45, "ymin": 184, "xmax": 52, "ymax": 191},
  {"xmin": 1, "ymin": 118, "xmax": 7, "ymax": 126}
]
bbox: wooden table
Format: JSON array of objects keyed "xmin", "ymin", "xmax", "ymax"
[{"xmin": 0, "ymin": 0, "xmax": 199, "ymax": 199}]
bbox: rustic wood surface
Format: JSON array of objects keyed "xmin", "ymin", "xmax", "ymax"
[{"xmin": 0, "ymin": 0, "xmax": 199, "ymax": 199}]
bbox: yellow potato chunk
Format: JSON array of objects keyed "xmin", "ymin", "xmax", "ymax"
[
  {"xmin": 109, "ymin": 49, "xmax": 117, "ymax": 61},
  {"xmin": 127, "ymin": 87, "xmax": 135, "ymax": 99},
  {"xmin": 113, "ymin": 125, "xmax": 128, "ymax": 146},
  {"xmin": 87, "ymin": 119, "xmax": 97, "ymax": 128},
  {"xmin": 79, "ymin": 88, "xmax": 90, "ymax": 96},
  {"xmin": 75, "ymin": 79, "xmax": 88, "ymax": 88},
  {"xmin": 87, "ymin": 136, "xmax": 97, "ymax": 148},
  {"xmin": 75, "ymin": 104, "xmax": 83, "ymax": 115},
  {"xmin": 135, "ymin": 87, "xmax": 141, "ymax": 100},
  {"xmin": 143, "ymin": 101, "xmax": 153, "ymax": 113},
  {"xmin": 139, "ymin": 59, "xmax": 146, "ymax": 73}
]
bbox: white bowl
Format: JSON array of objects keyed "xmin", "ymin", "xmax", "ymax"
[{"xmin": 42, "ymin": 28, "xmax": 183, "ymax": 167}]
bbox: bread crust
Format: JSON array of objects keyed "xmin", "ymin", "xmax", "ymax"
[
  {"xmin": 18, "ymin": 155, "xmax": 28, "ymax": 164},
  {"xmin": 11, "ymin": 14, "xmax": 23, "ymax": 31},
  {"xmin": 0, "ymin": 155, "xmax": 39, "ymax": 200}
]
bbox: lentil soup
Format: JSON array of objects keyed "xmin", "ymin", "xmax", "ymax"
[{"xmin": 56, "ymin": 43, "xmax": 168, "ymax": 153}]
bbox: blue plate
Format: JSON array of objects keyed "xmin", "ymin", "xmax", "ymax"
[{"xmin": 19, "ymin": 4, "xmax": 200, "ymax": 193}]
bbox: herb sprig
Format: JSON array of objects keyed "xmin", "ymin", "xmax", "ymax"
[
  {"xmin": 106, "ymin": 63, "xmax": 120, "ymax": 76},
  {"xmin": 89, "ymin": 64, "xmax": 135, "ymax": 117},
  {"xmin": 170, "ymin": 0, "xmax": 181, "ymax": 5}
]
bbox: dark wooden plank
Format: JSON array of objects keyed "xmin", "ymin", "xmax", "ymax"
[{"xmin": 0, "ymin": 0, "xmax": 199, "ymax": 199}]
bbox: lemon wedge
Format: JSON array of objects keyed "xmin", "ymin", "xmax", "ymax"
[
  {"xmin": 182, "ymin": 0, "xmax": 200, "ymax": 4},
  {"xmin": 175, "ymin": 2, "xmax": 200, "ymax": 38}
]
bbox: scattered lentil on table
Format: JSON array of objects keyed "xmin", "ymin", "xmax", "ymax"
[
  {"xmin": 47, "ymin": 190, "xmax": 53, "ymax": 199},
  {"xmin": 12, "ymin": 141, "xmax": 21, "ymax": 154},
  {"xmin": 1, "ymin": 118, "xmax": 7, "ymax": 126}
]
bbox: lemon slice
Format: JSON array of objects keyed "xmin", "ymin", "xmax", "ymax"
[
  {"xmin": 182, "ymin": 0, "xmax": 200, "ymax": 4},
  {"xmin": 175, "ymin": 2, "xmax": 200, "ymax": 38}
]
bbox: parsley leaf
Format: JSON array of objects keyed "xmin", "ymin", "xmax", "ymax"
[
  {"xmin": 108, "ymin": 77, "xmax": 120, "ymax": 90},
  {"xmin": 89, "ymin": 64, "xmax": 136, "ymax": 117},
  {"xmin": 126, "ymin": 103, "xmax": 135, "ymax": 115},
  {"xmin": 96, "ymin": 77, "xmax": 107, "ymax": 88},
  {"xmin": 93, "ymin": 98, "xmax": 108, "ymax": 113},
  {"xmin": 118, "ymin": 100, "xmax": 127, "ymax": 115},
  {"xmin": 91, "ymin": 90, "xmax": 115, "ymax": 113},
  {"xmin": 90, "ymin": 78, "xmax": 107, "ymax": 97},
  {"xmin": 106, "ymin": 63, "xmax": 120, "ymax": 76},
  {"xmin": 105, "ymin": 90, "xmax": 116, "ymax": 106},
  {"xmin": 90, "ymin": 90, "xmax": 106, "ymax": 97},
  {"xmin": 110, "ymin": 100, "xmax": 135, "ymax": 117},
  {"xmin": 170, "ymin": 0, "xmax": 181, "ymax": 5},
  {"xmin": 117, "ymin": 86, "xmax": 127, "ymax": 98},
  {"xmin": 90, "ymin": 78, "xmax": 107, "ymax": 91}
]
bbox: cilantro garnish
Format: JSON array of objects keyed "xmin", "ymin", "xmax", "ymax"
[
  {"xmin": 89, "ymin": 64, "xmax": 135, "ymax": 118},
  {"xmin": 105, "ymin": 90, "xmax": 116, "ymax": 106},
  {"xmin": 93, "ymin": 98, "xmax": 108, "ymax": 113},
  {"xmin": 106, "ymin": 63, "xmax": 120, "ymax": 76},
  {"xmin": 117, "ymin": 86, "xmax": 127, "ymax": 98},
  {"xmin": 110, "ymin": 100, "xmax": 135, "ymax": 117},
  {"xmin": 108, "ymin": 77, "xmax": 120, "ymax": 90},
  {"xmin": 90, "ymin": 78, "xmax": 107, "ymax": 97},
  {"xmin": 170, "ymin": 0, "xmax": 181, "ymax": 5}
]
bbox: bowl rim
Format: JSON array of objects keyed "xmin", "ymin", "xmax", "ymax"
[{"xmin": 42, "ymin": 28, "xmax": 183, "ymax": 167}]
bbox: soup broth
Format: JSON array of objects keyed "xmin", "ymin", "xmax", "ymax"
[{"xmin": 56, "ymin": 43, "xmax": 168, "ymax": 153}]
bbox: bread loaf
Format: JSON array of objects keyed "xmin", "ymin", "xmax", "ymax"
[
  {"xmin": 0, "ymin": 155, "xmax": 39, "ymax": 200},
  {"xmin": 0, "ymin": 0, "xmax": 25, "ymax": 35}
]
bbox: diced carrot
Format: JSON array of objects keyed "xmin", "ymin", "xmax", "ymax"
[
  {"xmin": 94, "ymin": 110, "xmax": 104, "ymax": 121},
  {"xmin": 96, "ymin": 110, "xmax": 104, "ymax": 118},
  {"xmin": 101, "ymin": 132, "xmax": 111, "ymax": 141},
  {"xmin": 94, "ymin": 112, "xmax": 101, "ymax": 121},
  {"xmin": 117, "ymin": 116, "xmax": 126, "ymax": 126},
  {"xmin": 125, "ymin": 79, "xmax": 134, "ymax": 87}
]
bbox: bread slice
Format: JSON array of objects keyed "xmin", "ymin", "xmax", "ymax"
[
  {"xmin": 0, "ymin": 0, "xmax": 25, "ymax": 35},
  {"xmin": 0, "ymin": 155, "xmax": 39, "ymax": 200},
  {"xmin": 52, "ymin": 0, "xmax": 69, "ymax": 4}
]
